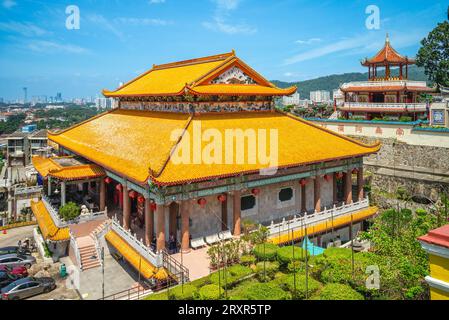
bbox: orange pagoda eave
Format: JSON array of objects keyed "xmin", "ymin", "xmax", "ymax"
[
  {"xmin": 361, "ymin": 35, "xmax": 415, "ymax": 67},
  {"xmin": 102, "ymin": 51, "xmax": 296, "ymax": 97}
]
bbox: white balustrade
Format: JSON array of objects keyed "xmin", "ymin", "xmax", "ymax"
[
  {"xmin": 341, "ymin": 102, "xmax": 427, "ymax": 111},
  {"xmin": 341, "ymin": 80, "xmax": 427, "ymax": 89},
  {"xmin": 70, "ymin": 231, "xmax": 82, "ymax": 270},
  {"xmin": 266, "ymin": 198, "xmax": 369, "ymax": 237}
]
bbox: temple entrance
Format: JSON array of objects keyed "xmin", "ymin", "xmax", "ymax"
[{"xmin": 372, "ymin": 93, "xmax": 385, "ymax": 103}]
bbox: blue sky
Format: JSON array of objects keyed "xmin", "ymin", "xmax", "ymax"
[{"xmin": 0, "ymin": 0, "xmax": 447, "ymax": 100}]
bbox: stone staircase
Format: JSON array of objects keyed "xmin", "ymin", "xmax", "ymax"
[{"xmin": 77, "ymin": 236, "xmax": 101, "ymax": 271}]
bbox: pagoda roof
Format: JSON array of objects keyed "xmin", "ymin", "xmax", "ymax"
[
  {"xmin": 48, "ymin": 109, "xmax": 380, "ymax": 186},
  {"xmin": 418, "ymin": 224, "xmax": 449, "ymax": 250},
  {"xmin": 361, "ymin": 35, "xmax": 415, "ymax": 66},
  {"xmin": 103, "ymin": 51, "xmax": 296, "ymax": 97}
]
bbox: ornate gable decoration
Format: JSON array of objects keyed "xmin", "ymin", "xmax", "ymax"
[{"xmin": 211, "ymin": 66, "xmax": 256, "ymax": 85}]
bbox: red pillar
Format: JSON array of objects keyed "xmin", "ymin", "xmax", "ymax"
[
  {"xmin": 156, "ymin": 204, "xmax": 166, "ymax": 252},
  {"xmin": 357, "ymin": 168, "xmax": 364, "ymax": 201},
  {"xmin": 181, "ymin": 200, "xmax": 191, "ymax": 253},
  {"xmin": 122, "ymin": 184, "xmax": 130, "ymax": 230},
  {"xmin": 144, "ymin": 197, "xmax": 154, "ymax": 246},
  {"xmin": 314, "ymin": 176, "xmax": 321, "ymax": 212},
  {"xmin": 233, "ymin": 190, "xmax": 241, "ymax": 236},
  {"xmin": 344, "ymin": 170, "xmax": 353, "ymax": 204}
]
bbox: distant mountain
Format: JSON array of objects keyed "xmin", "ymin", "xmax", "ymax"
[{"xmin": 271, "ymin": 66, "xmax": 430, "ymax": 99}]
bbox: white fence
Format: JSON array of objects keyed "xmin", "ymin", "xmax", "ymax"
[
  {"xmin": 42, "ymin": 195, "xmax": 107, "ymax": 228},
  {"xmin": 69, "ymin": 231, "xmax": 82, "ymax": 270},
  {"xmin": 341, "ymin": 80, "xmax": 428, "ymax": 89},
  {"xmin": 342, "ymin": 102, "xmax": 427, "ymax": 111},
  {"xmin": 110, "ymin": 216, "xmax": 163, "ymax": 268},
  {"xmin": 267, "ymin": 198, "xmax": 370, "ymax": 237}
]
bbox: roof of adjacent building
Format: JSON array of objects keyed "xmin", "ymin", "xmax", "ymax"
[
  {"xmin": 48, "ymin": 108, "xmax": 380, "ymax": 186},
  {"xmin": 32, "ymin": 155, "xmax": 106, "ymax": 181},
  {"xmin": 102, "ymin": 51, "xmax": 296, "ymax": 97},
  {"xmin": 31, "ymin": 200, "xmax": 70, "ymax": 242},
  {"xmin": 418, "ymin": 224, "xmax": 449, "ymax": 250},
  {"xmin": 361, "ymin": 35, "xmax": 415, "ymax": 66}
]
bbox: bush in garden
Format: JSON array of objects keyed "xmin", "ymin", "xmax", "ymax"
[
  {"xmin": 209, "ymin": 265, "xmax": 253, "ymax": 288},
  {"xmin": 255, "ymin": 261, "xmax": 280, "ymax": 282},
  {"xmin": 253, "ymin": 243, "xmax": 279, "ymax": 261},
  {"xmin": 189, "ymin": 276, "xmax": 212, "ymax": 289},
  {"xmin": 59, "ymin": 202, "xmax": 80, "ymax": 221},
  {"xmin": 239, "ymin": 282, "xmax": 290, "ymax": 300},
  {"xmin": 240, "ymin": 254, "xmax": 256, "ymax": 266},
  {"xmin": 277, "ymin": 245, "xmax": 308, "ymax": 265},
  {"xmin": 199, "ymin": 284, "xmax": 221, "ymax": 300},
  {"xmin": 283, "ymin": 274, "xmax": 321, "ymax": 299},
  {"xmin": 316, "ymin": 283, "xmax": 364, "ymax": 300},
  {"xmin": 323, "ymin": 247, "xmax": 352, "ymax": 260},
  {"xmin": 168, "ymin": 284, "xmax": 198, "ymax": 300}
]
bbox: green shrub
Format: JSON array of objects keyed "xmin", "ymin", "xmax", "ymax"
[
  {"xmin": 189, "ymin": 275, "xmax": 212, "ymax": 289},
  {"xmin": 145, "ymin": 292, "xmax": 169, "ymax": 300},
  {"xmin": 317, "ymin": 283, "xmax": 364, "ymax": 300},
  {"xmin": 59, "ymin": 202, "xmax": 80, "ymax": 221},
  {"xmin": 277, "ymin": 246, "xmax": 308, "ymax": 265},
  {"xmin": 255, "ymin": 261, "xmax": 280, "ymax": 282},
  {"xmin": 240, "ymin": 282, "xmax": 290, "ymax": 300},
  {"xmin": 283, "ymin": 274, "xmax": 321, "ymax": 299},
  {"xmin": 253, "ymin": 243, "xmax": 279, "ymax": 261},
  {"xmin": 323, "ymin": 247, "xmax": 352, "ymax": 260},
  {"xmin": 399, "ymin": 116, "xmax": 412, "ymax": 122},
  {"xmin": 168, "ymin": 284, "xmax": 197, "ymax": 300},
  {"xmin": 209, "ymin": 265, "xmax": 253, "ymax": 288},
  {"xmin": 199, "ymin": 284, "xmax": 221, "ymax": 300},
  {"xmin": 240, "ymin": 254, "xmax": 256, "ymax": 266}
]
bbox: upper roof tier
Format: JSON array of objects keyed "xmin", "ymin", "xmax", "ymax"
[
  {"xmin": 48, "ymin": 109, "xmax": 380, "ymax": 186},
  {"xmin": 103, "ymin": 51, "xmax": 296, "ymax": 98},
  {"xmin": 361, "ymin": 35, "xmax": 415, "ymax": 67}
]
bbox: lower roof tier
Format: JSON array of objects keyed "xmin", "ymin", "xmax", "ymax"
[{"xmin": 48, "ymin": 109, "xmax": 380, "ymax": 186}]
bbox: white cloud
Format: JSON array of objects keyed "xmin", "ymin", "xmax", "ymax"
[
  {"xmin": 2, "ymin": 0, "xmax": 16, "ymax": 9},
  {"xmin": 295, "ymin": 38, "xmax": 322, "ymax": 45},
  {"xmin": 115, "ymin": 17, "xmax": 172, "ymax": 26},
  {"xmin": 203, "ymin": 0, "xmax": 256, "ymax": 35},
  {"xmin": 27, "ymin": 40, "xmax": 89, "ymax": 54},
  {"xmin": 0, "ymin": 21, "xmax": 48, "ymax": 37}
]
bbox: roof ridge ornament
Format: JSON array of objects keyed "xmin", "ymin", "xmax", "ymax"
[{"xmin": 386, "ymin": 32, "xmax": 390, "ymax": 43}]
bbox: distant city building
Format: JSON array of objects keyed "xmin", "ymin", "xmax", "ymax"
[
  {"xmin": 6, "ymin": 126, "xmax": 47, "ymax": 166},
  {"xmin": 56, "ymin": 92, "xmax": 62, "ymax": 102},
  {"xmin": 310, "ymin": 90, "xmax": 331, "ymax": 103},
  {"xmin": 45, "ymin": 105, "xmax": 64, "ymax": 110},
  {"xmin": 333, "ymin": 89, "xmax": 344, "ymax": 107},
  {"xmin": 282, "ymin": 91, "xmax": 300, "ymax": 106}
]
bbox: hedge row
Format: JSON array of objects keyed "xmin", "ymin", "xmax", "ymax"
[{"xmin": 0, "ymin": 221, "xmax": 37, "ymax": 231}]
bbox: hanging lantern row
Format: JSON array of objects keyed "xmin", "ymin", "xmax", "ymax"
[
  {"xmin": 352, "ymin": 168, "xmax": 359, "ymax": 174},
  {"xmin": 299, "ymin": 178, "xmax": 308, "ymax": 186},
  {"xmin": 251, "ymin": 188, "xmax": 260, "ymax": 196},
  {"xmin": 198, "ymin": 198, "xmax": 207, "ymax": 208},
  {"xmin": 137, "ymin": 195, "xmax": 145, "ymax": 204},
  {"xmin": 217, "ymin": 194, "xmax": 227, "ymax": 202},
  {"xmin": 104, "ymin": 177, "xmax": 112, "ymax": 184},
  {"xmin": 115, "ymin": 184, "xmax": 123, "ymax": 191},
  {"xmin": 324, "ymin": 174, "xmax": 332, "ymax": 182},
  {"xmin": 129, "ymin": 190, "xmax": 137, "ymax": 199}
]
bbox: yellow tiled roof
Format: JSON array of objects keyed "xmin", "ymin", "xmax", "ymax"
[
  {"xmin": 48, "ymin": 109, "xmax": 191, "ymax": 183},
  {"xmin": 105, "ymin": 230, "xmax": 156, "ymax": 279},
  {"xmin": 270, "ymin": 206, "xmax": 379, "ymax": 245},
  {"xmin": 31, "ymin": 200, "xmax": 70, "ymax": 242},
  {"xmin": 48, "ymin": 109, "xmax": 380, "ymax": 185},
  {"xmin": 32, "ymin": 156, "xmax": 106, "ymax": 181},
  {"xmin": 102, "ymin": 51, "xmax": 296, "ymax": 97}
]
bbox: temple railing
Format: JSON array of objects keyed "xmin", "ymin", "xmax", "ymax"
[
  {"xmin": 42, "ymin": 194, "xmax": 107, "ymax": 228},
  {"xmin": 341, "ymin": 102, "xmax": 427, "ymax": 111},
  {"xmin": 111, "ymin": 216, "xmax": 163, "ymax": 268},
  {"xmin": 70, "ymin": 231, "xmax": 82, "ymax": 270},
  {"xmin": 341, "ymin": 80, "xmax": 428, "ymax": 88},
  {"xmin": 266, "ymin": 198, "xmax": 369, "ymax": 237},
  {"xmin": 14, "ymin": 185, "xmax": 43, "ymax": 196}
]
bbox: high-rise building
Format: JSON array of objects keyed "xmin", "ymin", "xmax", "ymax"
[
  {"xmin": 310, "ymin": 90, "xmax": 331, "ymax": 103},
  {"xmin": 282, "ymin": 92, "xmax": 300, "ymax": 106}
]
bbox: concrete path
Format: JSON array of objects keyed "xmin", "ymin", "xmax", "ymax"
[{"xmin": 0, "ymin": 225, "xmax": 35, "ymax": 247}]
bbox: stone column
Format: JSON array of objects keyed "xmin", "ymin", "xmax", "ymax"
[
  {"xmin": 61, "ymin": 181, "xmax": 66, "ymax": 206},
  {"xmin": 99, "ymin": 179, "xmax": 106, "ymax": 211},
  {"xmin": 181, "ymin": 200, "xmax": 191, "ymax": 253},
  {"xmin": 122, "ymin": 184, "xmax": 131, "ymax": 230},
  {"xmin": 314, "ymin": 176, "xmax": 321, "ymax": 212},
  {"xmin": 301, "ymin": 183, "xmax": 306, "ymax": 212},
  {"xmin": 47, "ymin": 177, "xmax": 52, "ymax": 196},
  {"xmin": 344, "ymin": 170, "xmax": 353, "ymax": 204},
  {"xmin": 233, "ymin": 190, "xmax": 241, "ymax": 236},
  {"xmin": 144, "ymin": 197, "xmax": 154, "ymax": 246},
  {"xmin": 156, "ymin": 204, "xmax": 166, "ymax": 252},
  {"xmin": 357, "ymin": 167, "xmax": 364, "ymax": 201},
  {"xmin": 169, "ymin": 202, "xmax": 178, "ymax": 238},
  {"xmin": 221, "ymin": 196, "xmax": 228, "ymax": 231},
  {"xmin": 332, "ymin": 173, "xmax": 338, "ymax": 204}
]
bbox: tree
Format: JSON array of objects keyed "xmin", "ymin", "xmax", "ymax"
[
  {"xmin": 59, "ymin": 202, "xmax": 81, "ymax": 221},
  {"xmin": 416, "ymin": 21, "xmax": 449, "ymax": 87}
]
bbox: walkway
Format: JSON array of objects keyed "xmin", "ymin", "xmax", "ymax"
[{"xmin": 171, "ymin": 247, "xmax": 211, "ymax": 281}]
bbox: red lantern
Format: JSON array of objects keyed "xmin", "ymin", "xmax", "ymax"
[
  {"xmin": 137, "ymin": 195, "xmax": 145, "ymax": 204},
  {"xmin": 251, "ymin": 188, "xmax": 260, "ymax": 196},
  {"xmin": 217, "ymin": 194, "xmax": 227, "ymax": 202},
  {"xmin": 150, "ymin": 202, "xmax": 157, "ymax": 211},
  {"xmin": 336, "ymin": 172, "xmax": 344, "ymax": 179},
  {"xmin": 104, "ymin": 177, "xmax": 112, "ymax": 184},
  {"xmin": 324, "ymin": 174, "xmax": 331, "ymax": 182},
  {"xmin": 129, "ymin": 190, "xmax": 137, "ymax": 199},
  {"xmin": 115, "ymin": 184, "xmax": 123, "ymax": 191},
  {"xmin": 299, "ymin": 178, "xmax": 307, "ymax": 186},
  {"xmin": 198, "ymin": 198, "xmax": 207, "ymax": 208},
  {"xmin": 352, "ymin": 168, "xmax": 359, "ymax": 174}
]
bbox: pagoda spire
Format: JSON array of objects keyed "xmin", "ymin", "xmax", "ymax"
[{"xmin": 385, "ymin": 33, "xmax": 390, "ymax": 43}]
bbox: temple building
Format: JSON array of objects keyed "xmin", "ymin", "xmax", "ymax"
[
  {"xmin": 339, "ymin": 35, "xmax": 434, "ymax": 120},
  {"xmin": 31, "ymin": 51, "xmax": 380, "ymax": 283}
]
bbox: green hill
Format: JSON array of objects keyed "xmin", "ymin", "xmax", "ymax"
[{"xmin": 272, "ymin": 66, "xmax": 430, "ymax": 99}]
